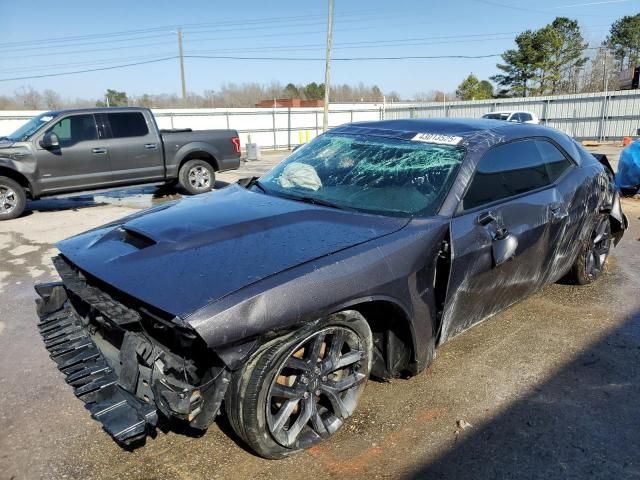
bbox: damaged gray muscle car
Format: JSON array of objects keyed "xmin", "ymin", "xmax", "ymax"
[{"xmin": 35, "ymin": 119, "xmax": 627, "ymax": 458}]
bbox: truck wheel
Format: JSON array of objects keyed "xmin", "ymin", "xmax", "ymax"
[
  {"xmin": 178, "ymin": 160, "xmax": 215, "ymax": 195},
  {"xmin": 225, "ymin": 311, "xmax": 373, "ymax": 459},
  {"xmin": 569, "ymin": 214, "xmax": 611, "ymax": 285},
  {"xmin": 0, "ymin": 176, "xmax": 26, "ymax": 220}
]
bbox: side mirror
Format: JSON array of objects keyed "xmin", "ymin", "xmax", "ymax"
[
  {"xmin": 40, "ymin": 132, "xmax": 59, "ymax": 149},
  {"xmin": 493, "ymin": 233, "xmax": 518, "ymax": 266}
]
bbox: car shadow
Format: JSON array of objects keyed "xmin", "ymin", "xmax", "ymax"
[
  {"xmin": 23, "ymin": 180, "xmax": 233, "ymax": 216},
  {"xmin": 407, "ymin": 309, "xmax": 640, "ymax": 480}
]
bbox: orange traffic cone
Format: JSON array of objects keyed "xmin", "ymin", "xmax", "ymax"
[{"xmin": 623, "ymin": 137, "xmax": 632, "ymax": 147}]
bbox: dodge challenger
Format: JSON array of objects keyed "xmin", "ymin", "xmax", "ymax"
[{"xmin": 35, "ymin": 119, "xmax": 627, "ymax": 458}]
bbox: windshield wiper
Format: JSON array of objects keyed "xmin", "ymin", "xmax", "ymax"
[
  {"xmin": 287, "ymin": 195, "xmax": 343, "ymax": 210},
  {"xmin": 252, "ymin": 179, "xmax": 268, "ymax": 193}
]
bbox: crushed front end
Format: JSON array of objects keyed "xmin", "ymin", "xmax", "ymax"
[{"xmin": 35, "ymin": 255, "xmax": 230, "ymax": 447}]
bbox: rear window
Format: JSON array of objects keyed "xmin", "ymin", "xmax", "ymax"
[{"xmin": 107, "ymin": 112, "xmax": 149, "ymax": 138}]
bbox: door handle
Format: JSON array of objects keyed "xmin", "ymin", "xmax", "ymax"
[
  {"xmin": 92, "ymin": 148, "xmax": 107, "ymax": 154},
  {"xmin": 476, "ymin": 211, "xmax": 497, "ymax": 226},
  {"xmin": 144, "ymin": 143, "xmax": 158, "ymax": 149}
]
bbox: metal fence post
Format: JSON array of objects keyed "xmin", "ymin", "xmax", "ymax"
[
  {"xmin": 225, "ymin": 112, "xmax": 230, "ymax": 129},
  {"xmin": 315, "ymin": 112, "xmax": 319, "ymax": 136},
  {"xmin": 598, "ymin": 93, "xmax": 608, "ymax": 142},
  {"xmin": 170, "ymin": 113, "xmax": 175, "ymax": 129},
  {"xmin": 350, "ymin": 110, "xmax": 354, "ymax": 122},
  {"xmin": 272, "ymin": 109, "xmax": 277, "ymax": 150},
  {"xmin": 287, "ymin": 107, "xmax": 291, "ymax": 150}
]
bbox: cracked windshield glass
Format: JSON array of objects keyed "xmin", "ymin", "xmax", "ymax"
[{"xmin": 258, "ymin": 133, "xmax": 466, "ymax": 217}]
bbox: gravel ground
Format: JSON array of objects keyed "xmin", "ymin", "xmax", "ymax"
[{"xmin": 0, "ymin": 145, "xmax": 638, "ymax": 480}]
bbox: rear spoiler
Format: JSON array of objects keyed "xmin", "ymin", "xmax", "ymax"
[{"xmin": 591, "ymin": 153, "xmax": 615, "ymax": 178}]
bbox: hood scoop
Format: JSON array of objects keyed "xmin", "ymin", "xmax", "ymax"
[{"xmin": 116, "ymin": 226, "xmax": 156, "ymax": 250}]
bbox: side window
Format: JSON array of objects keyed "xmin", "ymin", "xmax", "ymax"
[
  {"xmin": 535, "ymin": 140, "xmax": 573, "ymax": 182},
  {"xmin": 520, "ymin": 113, "xmax": 533, "ymax": 122},
  {"xmin": 49, "ymin": 114, "xmax": 97, "ymax": 147},
  {"xmin": 107, "ymin": 112, "xmax": 149, "ymax": 138},
  {"xmin": 463, "ymin": 140, "xmax": 551, "ymax": 210}
]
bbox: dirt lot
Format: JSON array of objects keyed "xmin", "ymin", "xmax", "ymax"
[{"xmin": 0, "ymin": 147, "xmax": 638, "ymax": 480}]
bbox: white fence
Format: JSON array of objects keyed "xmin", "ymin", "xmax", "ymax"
[{"xmin": 1, "ymin": 91, "xmax": 638, "ymax": 149}]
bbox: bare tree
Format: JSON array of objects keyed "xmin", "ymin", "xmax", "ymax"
[{"xmin": 43, "ymin": 89, "xmax": 62, "ymax": 110}]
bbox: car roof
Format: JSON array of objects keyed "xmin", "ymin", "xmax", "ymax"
[
  {"xmin": 341, "ymin": 118, "xmax": 550, "ymax": 141},
  {"xmin": 41, "ymin": 107, "xmax": 148, "ymax": 116},
  {"xmin": 484, "ymin": 110, "xmax": 536, "ymax": 115}
]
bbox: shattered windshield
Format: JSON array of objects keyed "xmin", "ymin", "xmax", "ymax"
[
  {"xmin": 5, "ymin": 113, "xmax": 57, "ymax": 141},
  {"xmin": 258, "ymin": 133, "xmax": 466, "ymax": 217}
]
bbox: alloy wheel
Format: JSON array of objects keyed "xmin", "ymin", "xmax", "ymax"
[
  {"xmin": 585, "ymin": 217, "xmax": 611, "ymax": 280},
  {"xmin": 266, "ymin": 326, "xmax": 368, "ymax": 449},
  {"xmin": 0, "ymin": 185, "xmax": 17, "ymax": 215},
  {"xmin": 188, "ymin": 166, "xmax": 211, "ymax": 190}
]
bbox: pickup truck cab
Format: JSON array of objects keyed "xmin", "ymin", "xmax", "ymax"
[{"xmin": 0, "ymin": 107, "xmax": 241, "ymax": 220}]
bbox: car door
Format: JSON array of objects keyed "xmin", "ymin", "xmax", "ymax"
[
  {"xmin": 534, "ymin": 139, "xmax": 582, "ymax": 281},
  {"xmin": 439, "ymin": 139, "xmax": 559, "ymax": 342},
  {"xmin": 103, "ymin": 111, "xmax": 164, "ymax": 184},
  {"xmin": 34, "ymin": 113, "xmax": 113, "ymax": 193}
]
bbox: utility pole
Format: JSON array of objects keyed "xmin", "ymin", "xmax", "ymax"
[
  {"xmin": 177, "ymin": 28, "xmax": 187, "ymax": 103},
  {"xmin": 602, "ymin": 49, "xmax": 608, "ymax": 92},
  {"xmin": 322, "ymin": 0, "xmax": 334, "ymax": 132}
]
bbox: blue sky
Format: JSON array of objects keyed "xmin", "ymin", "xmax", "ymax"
[{"xmin": 0, "ymin": 0, "xmax": 638, "ymax": 100}]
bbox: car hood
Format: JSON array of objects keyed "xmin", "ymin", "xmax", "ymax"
[{"xmin": 57, "ymin": 185, "xmax": 409, "ymax": 318}]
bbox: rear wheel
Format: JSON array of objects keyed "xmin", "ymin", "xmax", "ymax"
[
  {"xmin": 0, "ymin": 176, "xmax": 26, "ymax": 220},
  {"xmin": 226, "ymin": 311, "xmax": 373, "ymax": 459},
  {"xmin": 569, "ymin": 214, "xmax": 611, "ymax": 285},
  {"xmin": 178, "ymin": 159, "xmax": 215, "ymax": 195}
]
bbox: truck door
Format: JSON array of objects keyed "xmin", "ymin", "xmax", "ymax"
[
  {"xmin": 34, "ymin": 113, "xmax": 113, "ymax": 193},
  {"xmin": 439, "ymin": 139, "xmax": 560, "ymax": 342},
  {"xmin": 102, "ymin": 111, "xmax": 164, "ymax": 184}
]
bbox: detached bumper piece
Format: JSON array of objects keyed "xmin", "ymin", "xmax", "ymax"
[{"xmin": 36, "ymin": 283, "xmax": 158, "ymax": 447}]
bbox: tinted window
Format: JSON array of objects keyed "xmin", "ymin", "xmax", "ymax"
[
  {"xmin": 535, "ymin": 140, "xmax": 573, "ymax": 181},
  {"xmin": 107, "ymin": 112, "xmax": 149, "ymax": 138},
  {"xmin": 511, "ymin": 113, "xmax": 523, "ymax": 122},
  {"xmin": 463, "ymin": 140, "xmax": 550, "ymax": 210},
  {"xmin": 49, "ymin": 114, "xmax": 97, "ymax": 147},
  {"xmin": 520, "ymin": 113, "xmax": 533, "ymax": 122}
]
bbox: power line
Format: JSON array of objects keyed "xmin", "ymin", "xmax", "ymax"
[{"xmin": 0, "ymin": 53, "xmax": 504, "ymax": 82}]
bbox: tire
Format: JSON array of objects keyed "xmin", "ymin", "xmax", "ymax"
[
  {"xmin": 178, "ymin": 159, "xmax": 215, "ymax": 195},
  {"xmin": 225, "ymin": 311, "xmax": 373, "ymax": 459},
  {"xmin": 569, "ymin": 214, "xmax": 612, "ymax": 285},
  {"xmin": 0, "ymin": 176, "xmax": 26, "ymax": 221}
]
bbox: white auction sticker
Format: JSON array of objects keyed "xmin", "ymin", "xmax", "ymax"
[{"xmin": 411, "ymin": 133, "xmax": 463, "ymax": 145}]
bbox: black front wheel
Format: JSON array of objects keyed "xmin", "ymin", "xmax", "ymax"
[
  {"xmin": 225, "ymin": 311, "xmax": 372, "ymax": 459},
  {"xmin": 569, "ymin": 214, "xmax": 612, "ymax": 285}
]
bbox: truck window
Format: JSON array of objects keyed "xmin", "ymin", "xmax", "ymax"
[
  {"xmin": 49, "ymin": 114, "xmax": 98, "ymax": 147},
  {"xmin": 107, "ymin": 112, "xmax": 149, "ymax": 138}
]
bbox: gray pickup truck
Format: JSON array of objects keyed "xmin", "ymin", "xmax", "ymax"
[{"xmin": 0, "ymin": 107, "xmax": 241, "ymax": 220}]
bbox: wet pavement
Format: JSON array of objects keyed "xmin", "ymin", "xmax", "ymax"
[{"xmin": 0, "ymin": 147, "xmax": 639, "ymax": 479}]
